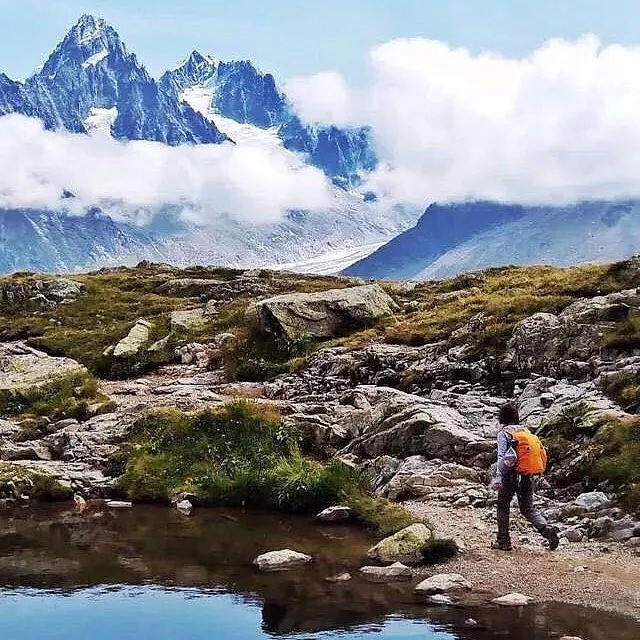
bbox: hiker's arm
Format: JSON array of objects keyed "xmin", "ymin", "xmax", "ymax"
[{"xmin": 495, "ymin": 430, "xmax": 508, "ymax": 484}]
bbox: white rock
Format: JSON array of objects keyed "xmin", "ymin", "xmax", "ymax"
[
  {"xmin": 573, "ymin": 491, "xmax": 611, "ymax": 512},
  {"xmin": 316, "ymin": 505, "xmax": 352, "ymax": 522},
  {"xmin": 105, "ymin": 500, "xmax": 132, "ymax": 508},
  {"xmin": 113, "ymin": 320, "xmax": 153, "ymax": 357},
  {"xmin": 359, "ymin": 562, "xmax": 412, "ymax": 583},
  {"xmin": 428, "ymin": 594, "xmax": 455, "ymax": 605},
  {"xmin": 176, "ymin": 499, "xmax": 193, "ymax": 512},
  {"xmin": 492, "ymin": 593, "xmax": 532, "ymax": 606},
  {"xmin": 253, "ymin": 549, "xmax": 312, "ymax": 572},
  {"xmin": 415, "ymin": 573, "xmax": 472, "ymax": 595}
]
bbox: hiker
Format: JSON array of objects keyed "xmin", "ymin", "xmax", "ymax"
[{"xmin": 492, "ymin": 402, "xmax": 559, "ymax": 551}]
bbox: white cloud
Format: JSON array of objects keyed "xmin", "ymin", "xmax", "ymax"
[
  {"xmin": 0, "ymin": 114, "xmax": 333, "ymax": 224},
  {"xmin": 284, "ymin": 71, "xmax": 356, "ymax": 127},
  {"xmin": 288, "ymin": 35, "xmax": 640, "ymax": 207}
]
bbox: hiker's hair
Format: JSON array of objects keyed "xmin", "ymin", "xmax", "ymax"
[{"xmin": 499, "ymin": 402, "xmax": 519, "ymax": 425}]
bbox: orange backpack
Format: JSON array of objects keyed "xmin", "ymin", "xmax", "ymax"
[{"xmin": 511, "ymin": 430, "xmax": 547, "ymax": 475}]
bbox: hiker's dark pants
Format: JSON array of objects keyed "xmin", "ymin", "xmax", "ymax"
[{"xmin": 497, "ymin": 473, "xmax": 548, "ymax": 543}]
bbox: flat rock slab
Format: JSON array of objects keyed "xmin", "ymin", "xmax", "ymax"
[
  {"xmin": 427, "ymin": 594, "xmax": 456, "ymax": 606},
  {"xmin": 0, "ymin": 342, "xmax": 85, "ymax": 394},
  {"xmin": 170, "ymin": 308, "xmax": 206, "ymax": 331},
  {"xmin": 360, "ymin": 562, "xmax": 412, "ymax": 583},
  {"xmin": 253, "ymin": 549, "xmax": 312, "ymax": 572},
  {"xmin": 492, "ymin": 593, "xmax": 532, "ymax": 607},
  {"xmin": 415, "ymin": 573, "xmax": 472, "ymax": 595}
]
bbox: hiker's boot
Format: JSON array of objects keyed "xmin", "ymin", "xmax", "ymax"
[
  {"xmin": 491, "ymin": 539, "xmax": 512, "ymax": 551},
  {"xmin": 543, "ymin": 526, "xmax": 559, "ymax": 551}
]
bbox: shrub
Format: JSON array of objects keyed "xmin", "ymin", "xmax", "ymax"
[
  {"xmin": 114, "ymin": 402, "xmax": 424, "ymax": 533},
  {"xmin": 0, "ymin": 370, "xmax": 112, "ymax": 421}
]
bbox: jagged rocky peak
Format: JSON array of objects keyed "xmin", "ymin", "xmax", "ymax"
[
  {"xmin": 39, "ymin": 14, "xmax": 135, "ymax": 79},
  {"xmin": 160, "ymin": 50, "xmax": 218, "ymax": 96}
]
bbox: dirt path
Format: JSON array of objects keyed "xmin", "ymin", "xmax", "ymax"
[{"xmin": 406, "ymin": 501, "xmax": 640, "ymax": 619}]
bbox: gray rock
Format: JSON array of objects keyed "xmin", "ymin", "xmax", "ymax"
[
  {"xmin": 427, "ymin": 594, "xmax": 456, "ymax": 605},
  {"xmin": 359, "ymin": 562, "xmax": 412, "ymax": 582},
  {"xmin": 415, "ymin": 573, "xmax": 472, "ymax": 595},
  {"xmin": 0, "ymin": 277, "xmax": 84, "ymax": 312},
  {"xmin": 492, "ymin": 593, "xmax": 532, "ymax": 606},
  {"xmin": 170, "ymin": 308, "xmax": 206, "ymax": 331},
  {"xmin": 340, "ymin": 386, "xmax": 486, "ymax": 461},
  {"xmin": 113, "ymin": 320, "xmax": 153, "ymax": 357},
  {"xmin": 175, "ymin": 499, "xmax": 193, "ymax": 512},
  {"xmin": 573, "ymin": 491, "xmax": 611, "ymax": 512},
  {"xmin": 0, "ymin": 343, "xmax": 86, "ymax": 397},
  {"xmin": 253, "ymin": 549, "xmax": 312, "ymax": 572},
  {"xmin": 106, "ymin": 501, "xmax": 132, "ymax": 508},
  {"xmin": 366, "ymin": 523, "xmax": 433, "ymax": 565},
  {"xmin": 246, "ymin": 284, "xmax": 398, "ymax": 340},
  {"xmin": 316, "ymin": 505, "xmax": 352, "ymax": 522}
]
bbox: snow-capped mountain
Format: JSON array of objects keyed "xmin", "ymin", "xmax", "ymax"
[
  {"xmin": 0, "ymin": 208, "xmax": 161, "ymax": 273},
  {"xmin": 0, "ymin": 14, "xmax": 410, "ymax": 275},
  {"xmin": 20, "ymin": 15, "xmax": 227, "ymax": 144},
  {"xmin": 344, "ymin": 200, "xmax": 640, "ymax": 280},
  {"xmin": 160, "ymin": 50, "xmax": 376, "ymax": 186}
]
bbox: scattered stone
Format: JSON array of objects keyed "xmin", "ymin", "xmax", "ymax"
[
  {"xmin": 316, "ymin": 505, "xmax": 352, "ymax": 522},
  {"xmin": 175, "ymin": 499, "xmax": 193, "ymax": 513},
  {"xmin": 253, "ymin": 549, "xmax": 312, "ymax": 572},
  {"xmin": 414, "ymin": 573, "xmax": 472, "ymax": 595},
  {"xmin": 464, "ymin": 618, "xmax": 479, "ymax": 627},
  {"xmin": 427, "ymin": 594, "xmax": 455, "ymax": 606},
  {"xmin": 366, "ymin": 523, "xmax": 433, "ymax": 565},
  {"xmin": 573, "ymin": 565, "xmax": 587, "ymax": 573},
  {"xmin": 112, "ymin": 320, "xmax": 153, "ymax": 357},
  {"xmin": 492, "ymin": 593, "xmax": 532, "ymax": 607},
  {"xmin": 573, "ymin": 492, "xmax": 611, "ymax": 512},
  {"xmin": 359, "ymin": 562, "xmax": 412, "ymax": 583},
  {"xmin": 325, "ymin": 573, "xmax": 352, "ymax": 582}
]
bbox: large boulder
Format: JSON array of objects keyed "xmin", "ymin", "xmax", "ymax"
[
  {"xmin": 246, "ymin": 285, "xmax": 398, "ymax": 341},
  {"xmin": 366, "ymin": 523, "xmax": 433, "ymax": 565},
  {"xmin": 0, "ymin": 277, "xmax": 84, "ymax": 312}
]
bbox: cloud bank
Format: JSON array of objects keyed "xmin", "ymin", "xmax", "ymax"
[
  {"xmin": 0, "ymin": 114, "xmax": 332, "ymax": 224},
  {"xmin": 289, "ymin": 34, "xmax": 640, "ymax": 207}
]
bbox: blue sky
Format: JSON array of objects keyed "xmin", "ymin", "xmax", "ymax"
[{"xmin": 1, "ymin": 0, "xmax": 639, "ymax": 83}]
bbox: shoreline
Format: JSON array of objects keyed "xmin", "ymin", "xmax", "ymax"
[{"xmin": 406, "ymin": 501, "xmax": 640, "ymax": 620}]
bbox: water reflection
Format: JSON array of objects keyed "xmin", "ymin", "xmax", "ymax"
[{"xmin": 0, "ymin": 504, "xmax": 637, "ymax": 639}]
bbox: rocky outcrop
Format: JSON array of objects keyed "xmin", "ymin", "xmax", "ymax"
[
  {"xmin": 508, "ymin": 288, "xmax": 640, "ymax": 376},
  {"xmin": 0, "ymin": 277, "xmax": 84, "ymax": 312},
  {"xmin": 170, "ymin": 308, "xmax": 206, "ymax": 331},
  {"xmin": 0, "ymin": 343, "xmax": 85, "ymax": 396},
  {"xmin": 366, "ymin": 523, "xmax": 432, "ymax": 565},
  {"xmin": 246, "ymin": 285, "xmax": 397, "ymax": 340},
  {"xmin": 339, "ymin": 386, "xmax": 488, "ymax": 461}
]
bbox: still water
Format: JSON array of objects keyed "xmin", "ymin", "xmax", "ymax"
[{"xmin": 0, "ymin": 505, "xmax": 637, "ymax": 640}]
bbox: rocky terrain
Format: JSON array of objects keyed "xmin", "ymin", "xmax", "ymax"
[{"xmin": 1, "ymin": 259, "xmax": 640, "ymax": 616}]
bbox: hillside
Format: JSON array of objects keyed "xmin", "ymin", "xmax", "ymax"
[
  {"xmin": 345, "ymin": 200, "xmax": 640, "ymax": 280},
  {"xmin": 2, "ymin": 257, "xmax": 640, "ymax": 611}
]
